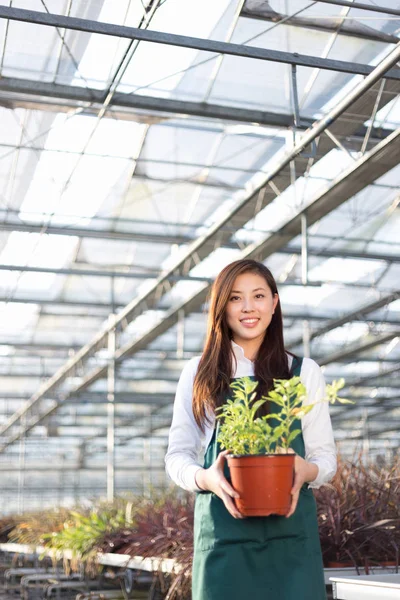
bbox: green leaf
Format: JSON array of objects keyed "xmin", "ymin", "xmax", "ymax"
[
  {"xmin": 217, "ymin": 374, "xmax": 354, "ymax": 455},
  {"xmin": 287, "ymin": 429, "xmax": 301, "ymax": 447}
]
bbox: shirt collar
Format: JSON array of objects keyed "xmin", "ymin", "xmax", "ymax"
[
  {"xmin": 231, "ymin": 341, "xmax": 292, "ymax": 371},
  {"xmin": 231, "ymin": 340, "xmax": 253, "ymax": 364}
]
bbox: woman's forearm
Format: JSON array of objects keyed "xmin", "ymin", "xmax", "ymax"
[
  {"xmin": 304, "ymin": 461, "xmax": 318, "ymax": 483},
  {"xmin": 194, "ymin": 467, "xmax": 208, "ymax": 491}
]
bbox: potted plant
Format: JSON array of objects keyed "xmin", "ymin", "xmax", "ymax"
[{"xmin": 216, "ymin": 376, "xmax": 349, "ymax": 517}]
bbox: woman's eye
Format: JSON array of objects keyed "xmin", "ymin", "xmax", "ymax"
[
  {"xmin": 255, "ymin": 294, "xmax": 265, "ymax": 299},
  {"xmin": 229, "ymin": 296, "xmax": 240, "ymax": 301}
]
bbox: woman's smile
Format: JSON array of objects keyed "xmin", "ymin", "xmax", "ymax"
[{"xmin": 239, "ymin": 317, "xmax": 260, "ymax": 328}]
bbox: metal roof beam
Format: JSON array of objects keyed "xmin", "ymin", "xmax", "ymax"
[
  {"xmin": 0, "ymin": 78, "xmax": 395, "ymax": 148},
  {"xmin": 3, "ymin": 349, "xmax": 400, "ymax": 363},
  {"xmin": 242, "ymin": 4, "xmax": 399, "ymax": 44},
  {"xmin": 287, "ymin": 291, "xmax": 400, "ymax": 348},
  {"xmin": 327, "ymin": 365, "xmax": 400, "ymax": 423},
  {"xmin": 0, "ymin": 372, "xmax": 180, "ymax": 381},
  {"xmin": 0, "ymin": 303, "xmax": 399, "ymax": 327},
  {"xmin": 318, "ymin": 332, "xmax": 399, "ymax": 365},
  {"xmin": 0, "ymin": 465, "xmax": 165, "ymax": 471},
  {"xmin": 0, "ymin": 486, "xmax": 150, "ymax": 493},
  {"xmin": 0, "ymin": 77, "xmax": 306, "ymax": 128},
  {"xmin": 3, "ymin": 218, "xmax": 400, "ymax": 266},
  {"xmin": 315, "ymin": 0, "xmax": 400, "ymax": 17},
  {"xmin": 0, "ymin": 392, "xmax": 173, "ymax": 404},
  {"xmin": 347, "ymin": 417, "xmax": 400, "ymax": 440},
  {"xmin": 0, "ymin": 296, "xmax": 124, "ymax": 309},
  {"xmin": 2, "ymin": 208, "xmax": 399, "ymax": 240},
  {"xmin": 343, "ymin": 363, "xmax": 400, "ymax": 388},
  {"xmin": 0, "ymin": 263, "xmax": 211, "ymax": 282},
  {"xmin": 0, "ymin": 219, "xmax": 186, "ymax": 245},
  {"xmin": 1, "ymin": 7, "xmax": 400, "ymax": 80}
]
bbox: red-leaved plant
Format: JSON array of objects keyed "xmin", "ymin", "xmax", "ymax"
[
  {"xmin": 315, "ymin": 452, "xmax": 400, "ymax": 571},
  {"xmin": 98, "ymin": 491, "xmax": 194, "ymax": 600}
]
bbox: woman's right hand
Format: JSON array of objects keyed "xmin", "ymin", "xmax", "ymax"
[{"xmin": 195, "ymin": 450, "xmax": 243, "ymax": 519}]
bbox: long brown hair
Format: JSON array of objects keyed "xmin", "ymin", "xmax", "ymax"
[{"xmin": 192, "ymin": 259, "xmax": 294, "ymax": 430}]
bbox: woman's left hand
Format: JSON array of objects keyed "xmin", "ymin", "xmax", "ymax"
[{"xmin": 286, "ymin": 453, "xmax": 318, "ymax": 518}]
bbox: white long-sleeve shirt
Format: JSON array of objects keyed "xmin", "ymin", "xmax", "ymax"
[{"xmin": 165, "ymin": 342, "xmax": 337, "ymax": 492}]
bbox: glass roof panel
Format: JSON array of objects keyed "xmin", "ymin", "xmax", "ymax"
[
  {"xmin": 2, "ymin": 17, "xmax": 60, "ymax": 81},
  {"xmin": 0, "ymin": 301, "xmax": 39, "ymax": 337},
  {"xmin": 117, "ymin": 0, "xmax": 233, "ymax": 97},
  {"xmin": 309, "ymin": 257, "xmax": 386, "ymax": 284},
  {"xmin": 19, "ymin": 153, "xmax": 132, "ymax": 224},
  {"xmin": 68, "ymin": 0, "xmax": 142, "ymax": 89},
  {"xmin": 0, "ymin": 230, "xmax": 77, "ymax": 267},
  {"xmin": 373, "ymin": 95, "xmax": 400, "ymax": 129}
]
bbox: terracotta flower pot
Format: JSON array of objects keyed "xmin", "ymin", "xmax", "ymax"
[{"xmin": 227, "ymin": 453, "xmax": 295, "ymax": 517}]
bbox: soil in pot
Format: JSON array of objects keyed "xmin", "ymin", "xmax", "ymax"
[{"xmin": 227, "ymin": 453, "xmax": 295, "ymax": 517}]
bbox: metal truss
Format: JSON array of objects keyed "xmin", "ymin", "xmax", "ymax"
[
  {"xmin": 287, "ymin": 291, "xmax": 400, "ymax": 349},
  {"xmin": 1, "ymin": 7, "xmax": 400, "ymax": 79}
]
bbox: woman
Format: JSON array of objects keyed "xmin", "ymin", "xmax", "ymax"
[{"xmin": 165, "ymin": 259, "xmax": 336, "ymax": 600}]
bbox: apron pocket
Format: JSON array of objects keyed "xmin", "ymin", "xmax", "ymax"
[{"xmin": 194, "ymin": 492, "xmax": 306, "ymax": 552}]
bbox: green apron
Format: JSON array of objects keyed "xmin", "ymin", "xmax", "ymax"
[{"xmin": 192, "ymin": 357, "xmax": 327, "ymax": 600}]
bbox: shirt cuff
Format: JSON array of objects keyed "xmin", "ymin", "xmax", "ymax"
[
  {"xmin": 307, "ymin": 459, "xmax": 336, "ymax": 489},
  {"xmin": 184, "ymin": 464, "xmax": 204, "ymax": 492}
]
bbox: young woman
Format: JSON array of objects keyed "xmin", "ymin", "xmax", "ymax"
[{"xmin": 165, "ymin": 259, "xmax": 336, "ymax": 600}]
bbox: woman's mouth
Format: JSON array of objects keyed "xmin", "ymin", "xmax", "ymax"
[{"xmin": 240, "ymin": 318, "xmax": 260, "ymax": 328}]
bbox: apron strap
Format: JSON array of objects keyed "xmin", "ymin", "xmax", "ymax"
[{"xmin": 291, "ymin": 355, "xmax": 303, "ymax": 377}]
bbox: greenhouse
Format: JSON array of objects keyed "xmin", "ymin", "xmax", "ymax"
[{"xmin": 0, "ymin": 0, "xmax": 399, "ymax": 599}]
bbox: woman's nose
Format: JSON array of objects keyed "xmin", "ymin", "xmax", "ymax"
[{"xmin": 242, "ymin": 298, "xmax": 255, "ymax": 311}]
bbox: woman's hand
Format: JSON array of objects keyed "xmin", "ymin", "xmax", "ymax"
[
  {"xmin": 286, "ymin": 453, "xmax": 318, "ymax": 518},
  {"xmin": 195, "ymin": 450, "xmax": 243, "ymax": 519}
]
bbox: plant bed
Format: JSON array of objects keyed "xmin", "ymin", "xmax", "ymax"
[{"xmin": 315, "ymin": 455, "xmax": 400, "ymax": 569}]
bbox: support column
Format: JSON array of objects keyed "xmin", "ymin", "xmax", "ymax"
[
  {"xmin": 301, "ymin": 214, "xmax": 310, "ymax": 358},
  {"xmin": 177, "ymin": 309, "xmax": 185, "ymax": 359},
  {"xmin": 107, "ymin": 316, "xmax": 116, "ymax": 502},
  {"xmin": 17, "ymin": 414, "xmax": 26, "ymax": 514}
]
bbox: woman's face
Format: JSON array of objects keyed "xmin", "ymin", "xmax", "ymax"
[{"xmin": 225, "ymin": 271, "xmax": 279, "ymax": 349}]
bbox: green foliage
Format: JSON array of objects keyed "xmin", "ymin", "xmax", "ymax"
[
  {"xmin": 217, "ymin": 376, "xmax": 351, "ymax": 456},
  {"xmin": 8, "ymin": 498, "xmax": 140, "ymax": 574},
  {"xmin": 42, "ymin": 507, "xmax": 127, "ymax": 564}
]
